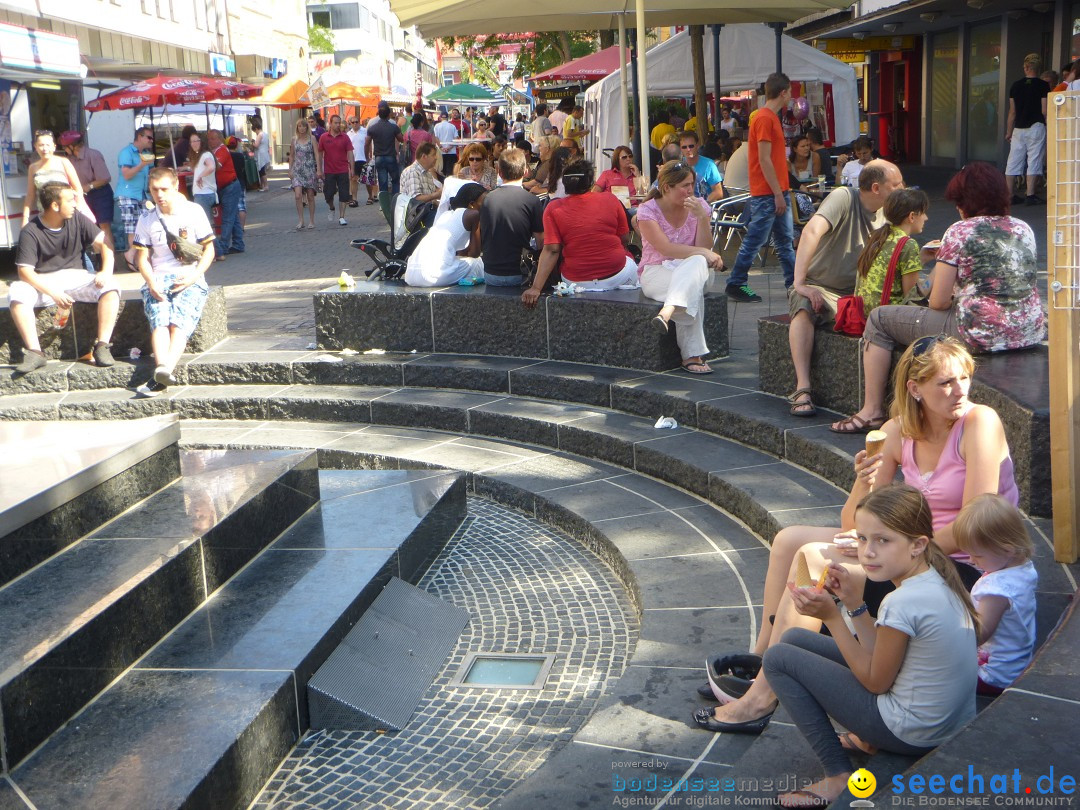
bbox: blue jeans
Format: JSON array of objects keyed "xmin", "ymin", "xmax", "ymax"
[
  {"xmin": 729, "ymin": 192, "xmax": 796, "ymax": 288},
  {"xmin": 373, "ymin": 155, "xmax": 400, "ymax": 195},
  {"xmin": 193, "ymin": 193, "xmax": 217, "ymax": 253},
  {"xmin": 216, "ymin": 180, "xmax": 244, "ymax": 255},
  {"xmin": 483, "ymin": 272, "xmax": 522, "ymax": 287}
]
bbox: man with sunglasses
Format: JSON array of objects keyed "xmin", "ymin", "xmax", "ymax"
[{"xmin": 678, "ymin": 131, "xmax": 724, "ymax": 203}]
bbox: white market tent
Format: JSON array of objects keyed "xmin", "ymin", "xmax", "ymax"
[{"xmin": 584, "ymin": 25, "xmax": 859, "ymax": 164}]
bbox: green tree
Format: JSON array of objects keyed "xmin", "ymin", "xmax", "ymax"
[
  {"xmin": 308, "ymin": 24, "xmax": 335, "ymax": 54},
  {"xmin": 439, "ymin": 32, "xmax": 598, "ymax": 80}
]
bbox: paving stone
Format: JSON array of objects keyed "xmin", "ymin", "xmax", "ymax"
[
  {"xmin": 635, "ymin": 607, "xmax": 757, "ymax": 670},
  {"xmin": 558, "ymin": 412, "xmax": 693, "ymax": 468},
  {"xmin": 633, "ymin": 431, "xmax": 775, "ymax": 497},
  {"xmin": 611, "ymin": 374, "xmax": 749, "ymax": 427},
  {"xmin": 402, "ymin": 355, "xmax": 537, "ymax": 393},
  {"xmin": 292, "ymin": 354, "xmax": 407, "ymax": 387},
  {"xmin": 508, "ymin": 360, "xmax": 649, "ymax": 407},
  {"xmin": 369, "ymin": 389, "xmax": 505, "ymax": 433}
]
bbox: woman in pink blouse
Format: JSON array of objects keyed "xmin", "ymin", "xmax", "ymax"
[{"xmin": 636, "ymin": 161, "xmax": 725, "ymax": 374}]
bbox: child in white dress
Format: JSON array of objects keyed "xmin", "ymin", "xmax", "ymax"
[{"xmin": 955, "ymin": 493, "xmax": 1038, "ymax": 695}]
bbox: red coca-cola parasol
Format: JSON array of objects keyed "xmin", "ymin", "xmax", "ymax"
[{"xmin": 84, "ymin": 75, "xmax": 260, "ymax": 112}]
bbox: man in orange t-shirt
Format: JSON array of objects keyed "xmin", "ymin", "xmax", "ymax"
[{"xmin": 726, "ymin": 72, "xmax": 797, "ymax": 302}]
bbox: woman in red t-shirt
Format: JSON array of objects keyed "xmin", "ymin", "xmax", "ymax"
[
  {"xmin": 521, "ymin": 159, "xmax": 639, "ymax": 308},
  {"xmin": 592, "ymin": 145, "xmax": 640, "ymax": 195}
]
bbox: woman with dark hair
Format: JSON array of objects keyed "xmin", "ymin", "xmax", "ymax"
[
  {"xmin": 404, "ymin": 182, "xmax": 485, "ymax": 287},
  {"xmin": 406, "ymin": 112, "xmax": 435, "ymax": 165},
  {"xmin": 592, "ymin": 145, "xmax": 640, "ymax": 194},
  {"xmin": 636, "ymin": 161, "xmax": 725, "ymax": 374},
  {"xmin": 546, "ymin": 146, "xmax": 572, "ymax": 199},
  {"xmin": 164, "ymin": 124, "xmax": 198, "ymax": 170},
  {"xmin": 186, "ymin": 132, "xmax": 219, "ymax": 254},
  {"xmin": 522, "ymin": 159, "xmax": 638, "ymax": 307},
  {"xmin": 523, "ymin": 134, "xmax": 561, "ymax": 194},
  {"xmin": 832, "ymin": 161, "xmax": 1045, "ymax": 434}
]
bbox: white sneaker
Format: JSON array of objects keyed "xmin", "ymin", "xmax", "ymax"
[
  {"xmin": 338, "ymin": 217, "xmax": 348, "ymax": 226},
  {"xmin": 327, "ymin": 208, "xmax": 335, "ymax": 223},
  {"xmin": 153, "ymin": 365, "xmax": 177, "ymax": 386}
]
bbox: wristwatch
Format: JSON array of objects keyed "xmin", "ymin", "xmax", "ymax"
[{"xmin": 846, "ymin": 602, "xmax": 869, "ymax": 618}]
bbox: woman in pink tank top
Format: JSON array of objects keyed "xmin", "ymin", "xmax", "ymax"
[{"xmin": 696, "ymin": 336, "xmax": 1017, "ymax": 734}]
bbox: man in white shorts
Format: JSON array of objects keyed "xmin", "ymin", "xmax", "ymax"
[
  {"xmin": 132, "ymin": 167, "xmax": 216, "ymax": 398},
  {"xmin": 9, "ymin": 182, "xmax": 117, "ymax": 374},
  {"xmin": 1005, "ymin": 53, "xmax": 1050, "ymax": 206}
]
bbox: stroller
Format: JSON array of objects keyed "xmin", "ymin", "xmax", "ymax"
[{"xmin": 350, "ymin": 193, "xmax": 434, "ymax": 280}]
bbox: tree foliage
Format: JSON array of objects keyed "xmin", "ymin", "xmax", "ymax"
[
  {"xmin": 438, "ymin": 32, "xmax": 599, "ymax": 79},
  {"xmin": 308, "ymin": 24, "xmax": 335, "ymax": 54}
]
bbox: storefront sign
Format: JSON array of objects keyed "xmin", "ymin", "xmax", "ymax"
[
  {"xmin": 210, "ymin": 53, "xmax": 236, "ymax": 77},
  {"xmin": 816, "ymin": 36, "xmax": 915, "ymax": 54},
  {"xmin": 0, "ymin": 22, "xmax": 83, "ymax": 76}
]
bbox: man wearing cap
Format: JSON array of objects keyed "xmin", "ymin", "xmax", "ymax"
[
  {"xmin": 365, "ymin": 102, "xmax": 405, "ymax": 211},
  {"xmin": 1005, "ymin": 53, "xmax": 1050, "ymax": 205},
  {"xmin": 434, "ymin": 111, "xmax": 459, "ymax": 176},
  {"xmin": 318, "ymin": 114, "xmax": 354, "ymax": 226},
  {"xmin": 207, "ymin": 130, "xmax": 244, "ymax": 258}
]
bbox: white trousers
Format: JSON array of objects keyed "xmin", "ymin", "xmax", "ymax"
[
  {"xmin": 575, "ymin": 255, "xmax": 639, "ymax": 291},
  {"xmin": 640, "ymin": 255, "xmax": 710, "ymax": 358}
]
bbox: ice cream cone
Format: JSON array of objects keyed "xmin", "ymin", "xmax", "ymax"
[
  {"xmin": 795, "ymin": 551, "xmax": 811, "ymax": 588},
  {"xmin": 865, "ymin": 429, "xmax": 887, "ymax": 458}
]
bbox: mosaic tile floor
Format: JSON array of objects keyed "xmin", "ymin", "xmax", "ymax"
[{"xmin": 252, "ymin": 497, "xmax": 639, "ymax": 809}]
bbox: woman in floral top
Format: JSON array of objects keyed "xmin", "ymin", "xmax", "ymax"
[{"xmin": 831, "ymin": 162, "xmax": 1045, "ymax": 435}]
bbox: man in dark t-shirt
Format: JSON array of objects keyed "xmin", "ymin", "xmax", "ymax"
[
  {"xmin": 479, "ymin": 149, "xmax": 544, "ymax": 287},
  {"xmin": 488, "ymin": 105, "xmax": 507, "ymax": 138},
  {"xmin": 9, "ymin": 182, "xmax": 118, "ymax": 373},
  {"xmin": 1005, "ymin": 53, "xmax": 1050, "ymax": 205},
  {"xmin": 365, "ymin": 101, "xmax": 405, "ymax": 202}
]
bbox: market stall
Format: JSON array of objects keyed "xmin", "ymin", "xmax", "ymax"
[{"xmin": 0, "ymin": 22, "xmax": 87, "ymax": 250}]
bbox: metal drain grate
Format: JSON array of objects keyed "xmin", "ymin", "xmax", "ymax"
[{"xmin": 307, "ymin": 577, "xmax": 470, "ymax": 731}]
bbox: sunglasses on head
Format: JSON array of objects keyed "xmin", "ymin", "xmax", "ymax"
[{"xmin": 912, "ymin": 334, "xmax": 947, "ymax": 357}]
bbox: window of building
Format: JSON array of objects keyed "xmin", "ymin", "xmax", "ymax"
[
  {"xmin": 330, "ymin": 4, "xmax": 360, "ymax": 28},
  {"xmin": 965, "ymin": 21, "xmax": 1000, "ymax": 163},
  {"xmin": 310, "ymin": 9, "xmax": 331, "ymax": 28},
  {"xmin": 360, "ymin": 6, "xmax": 370, "ymax": 30},
  {"xmin": 928, "ymin": 29, "xmax": 958, "ymax": 162}
]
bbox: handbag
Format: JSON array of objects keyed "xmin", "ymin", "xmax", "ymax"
[
  {"xmin": 157, "ymin": 210, "xmax": 205, "ymax": 264},
  {"xmin": 834, "ymin": 236, "xmax": 909, "ymax": 337}
]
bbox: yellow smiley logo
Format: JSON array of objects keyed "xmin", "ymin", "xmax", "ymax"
[{"xmin": 848, "ymin": 768, "xmax": 877, "ymax": 798}]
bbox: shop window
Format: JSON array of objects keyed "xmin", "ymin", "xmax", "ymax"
[
  {"xmin": 929, "ymin": 30, "xmax": 958, "ymax": 161},
  {"xmin": 966, "ymin": 21, "xmax": 1000, "ymax": 163}
]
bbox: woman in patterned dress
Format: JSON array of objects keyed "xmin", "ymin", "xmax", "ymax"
[
  {"xmin": 289, "ymin": 119, "xmax": 321, "ymax": 230},
  {"xmin": 832, "ymin": 161, "xmax": 1045, "ymax": 434}
]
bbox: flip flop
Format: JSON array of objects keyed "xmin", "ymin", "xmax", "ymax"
[
  {"xmin": 774, "ymin": 789, "xmax": 831, "ymax": 808},
  {"xmin": 829, "ymin": 413, "xmax": 886, "ymax": 435},
  {"xmin": 682, "ymin": 360, "xmax": 713, "ymax": 375},
  {"xmin": 651, "ymin": 315, "xmax": 669, "ymax": 335}
]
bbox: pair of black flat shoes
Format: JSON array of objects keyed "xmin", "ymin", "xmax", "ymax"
[{"xmin": 692, "ymin": 653, "xmax": 774, "ymax": 734}]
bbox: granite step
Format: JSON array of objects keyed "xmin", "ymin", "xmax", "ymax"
[
  {"xmin": 0, "ymin": 448, "xmax": 320, "ymax": 770},
  {"xmin": 8, "ymin": 469, "xmax": 467, "ymax": 810}
]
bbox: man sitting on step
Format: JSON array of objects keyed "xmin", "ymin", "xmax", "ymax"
[
  {"xmin": 132, "ymin": 167, "xmax": 216, "ymax": 398},
  {"xmin": 8, "ymin": 182, "xmax": 118, "ymax": 374}
]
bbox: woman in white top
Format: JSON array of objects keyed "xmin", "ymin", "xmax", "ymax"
[
  {"xmin": 186, "ymin": 132, "xmax": 220, "ymax": 260},
  {"xmin": 404, "ymin": 182, "xmax": 486, "ymax": 287}
]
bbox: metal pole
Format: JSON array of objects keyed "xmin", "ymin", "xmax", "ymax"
[
  {"xmin": 630, "ymin": 32, "xmax": 641, "ymax": 160},
  {"xmin": 770, "ymin": 22, "xmax": 785, "ymax": 73},
  {"xmin": 618, "ymin": 14, "xmax": 629, "ymax": 147},
  {"xmin": 635, "ymin": 0, "xmax": 650, "ymax": 181},
  {"xmin": 711, "ymin": 25, "xmax": 723, "ymax": 130}
]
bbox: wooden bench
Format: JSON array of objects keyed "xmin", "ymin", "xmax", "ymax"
[
  {"xmin": 0, "ymin": 286, "xmax": 228, "ymax": 365},
  {"xmin": 314, "ymin": 280, "xmax": 729, "ymax": 372},
  {"xmin": 758, "ymin": 314, "xmax": 1051, "ymax": 517}
]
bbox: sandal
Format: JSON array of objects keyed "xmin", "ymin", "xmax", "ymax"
[
  {"xmin": 829, "ymin": 413, "xmax": 886, "ymax": 435},
  {"xmin": 651, "ymin": 315, "xmax": 670, "ymax": 335},
  {"xmin": 295, "ymin": 223, "xmax": 304, "ymax": 231},
  {"xmin": 682, "ymin": 359, "xmax": 713, "ymax": 375},
  {"xmin": 787, "ymin": 388, "xmax": 817, "ymax": 417}
]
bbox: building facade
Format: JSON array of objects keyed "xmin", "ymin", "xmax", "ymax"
[{"xmin": 793, "ymin": 0, "xmax": 1072, "ymax": 168}]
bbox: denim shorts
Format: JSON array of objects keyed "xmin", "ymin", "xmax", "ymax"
[{"xmin": 142, "ymin": 274, "xmax": 209, "ymax": 337}]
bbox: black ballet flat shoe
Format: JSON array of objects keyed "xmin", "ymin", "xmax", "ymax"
[{"xmin": 692, "ymin": 706, "xmax": 774, "ymax": 734}]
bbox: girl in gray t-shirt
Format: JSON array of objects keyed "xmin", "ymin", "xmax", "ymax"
[{"xmin": 761, "ymin": 484, "xmax": 978, "ymax": 808}]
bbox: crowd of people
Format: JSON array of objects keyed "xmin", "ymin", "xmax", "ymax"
[{"xmin": 6, "ymin": 76, "xmax": 1052, "ymax": 805}]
